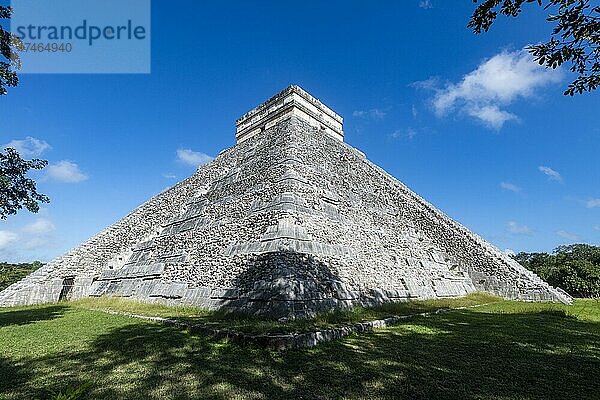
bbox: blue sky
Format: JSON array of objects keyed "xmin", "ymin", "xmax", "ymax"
[{"xmin": 1, "ymin": 0, "xmax": 599, "ymax": 262}]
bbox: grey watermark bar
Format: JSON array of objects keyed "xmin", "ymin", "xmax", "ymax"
[{"xmin": 11, "ymin": 0, "xmax": 151, "ymax": 73}]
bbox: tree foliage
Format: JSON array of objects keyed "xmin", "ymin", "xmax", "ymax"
[
  {"xmin": 469, "ymin": 0, "xmax": 600, "ymax": 95},
  {"xmin": 514, "ymin": 244, "xmax": 600, "ymax": 297},
  {"xmin": 0, "ymin": 5, "xmax": 23, "ymax": 96},
  {"xmin": 0, "ymin": 148, "xmax": 49, "ymax": 219},
  {"xmin": 0, "ymin": 261, "xmax": 43, "ymax": 291}
]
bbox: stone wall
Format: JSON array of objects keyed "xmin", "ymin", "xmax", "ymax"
[{"xmin": 0, "ymin": 116, "xmax": 571, "ymax": 315}]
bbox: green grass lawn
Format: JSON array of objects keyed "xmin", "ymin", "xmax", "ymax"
[
  {"xmin": 71, "ymin": 292, "xmax": 499, "ymax": 334},
  {"xmin": 0, "ymin": 298, "xmax": 598, "ymax": 399}
]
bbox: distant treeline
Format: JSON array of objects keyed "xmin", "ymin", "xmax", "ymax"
[
  {"xmin": 513, "ymin": 244, "xmax": 600, "ymax": 298},
  {"xmin": 0, "ymin": 262, "xmax": 43, "ymax": 291}
]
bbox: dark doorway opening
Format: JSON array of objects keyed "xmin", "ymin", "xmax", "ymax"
[{"xmin": 58, "ymin": 277, "xmax": 75, "ymax": 301}]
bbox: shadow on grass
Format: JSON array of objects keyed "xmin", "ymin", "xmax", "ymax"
[
  {"xmin": 1, "ymin": 305, "xmax": 599, "ymax": 400},
  {"xmin": 0, "ymin": 305, "xmax": 67, "ymax": 328}
]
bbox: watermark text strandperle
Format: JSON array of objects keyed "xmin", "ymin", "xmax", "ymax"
[{"xmin": 14, "ymin": 20, "xmax": 147, "ymax": 46}]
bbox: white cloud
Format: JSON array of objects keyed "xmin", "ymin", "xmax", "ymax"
[
  {"xmin": 419, "ymin": 0, "xmax": 433, "ymax": 9},
  {"xmin": 506, "ymin": 221, "xmax": 533, "ymax": 235},
  {"xmin": 504, "ymin": 248, "xmax": 516, "ymax": 256},
  {"xmin": 45, "ymin": 161, "xmax": 88, "ymax": 183},
  {"xmin": 500, "ymin": 182, "xmax": 522, "ymax": 193},
  {"xmin": 352, "ymin": 109, "xmax": 386, "ymax": 120},
  {"xmin": 0, "ymin": 216, "xmax": 59, "ymax": 262},
  {"xmin": 585, "ymin": 198, "xmax": 600, "ymax": 208},
  {"xmin": 594, "ymin": 225, "xmax": 600, "ymax": 231},
  {"xmin": 424, "ymin": 49, "xmax": 562, "ymax": 129},
  {"xmin": 0, "ymin": 217, "xmax": 58, "ymax": 261},
  {"xmin": 21, "ymin": 237, "xmax": 52, "ymax": 251},
  {"xmin": 176, "ymin": 149, "xmax": 213, "ymax": 167},
  {"xmin": 538, "ymin": 165, "xmax": 563, "ymax": 183},
  {"xmin": 0, "ymin": 230, "xmax": 18, "ymax": 250},
  {"xmin": 162, "ymin": 173, "xmax": 177, "ymax": 180},
  {"xmin": 3, "ymin": 136, "xmax": 51, "ymax": 158},
  {"xmin": 391, "ymin": 127, "xmax": 418, "ymax": 140},
  {"xmin": 557, "ymin": 230, "xmax": 580, "ymax": 241},
  {"xmin": 22, "ymin": 218, "xmax": 55, "ymax": 235},
  {"xmin": 412, "ymin": 77, "xmax": 439, "ymax": 91},
  {"xmin": 465, "ymin": 105, "xmax": 518, "ymax": 130}
]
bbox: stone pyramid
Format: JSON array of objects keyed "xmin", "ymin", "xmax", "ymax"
[{"xmin": 0, "ymin": 85, "xmax": 571, "ymax": 317}]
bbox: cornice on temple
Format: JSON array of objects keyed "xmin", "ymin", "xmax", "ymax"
[{"xmin": 236, "ymin": 85, "xmax": 344, "ymax": 143}]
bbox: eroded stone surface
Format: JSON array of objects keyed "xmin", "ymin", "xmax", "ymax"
[{"xmin": 0, "ymin": 87, "xmax": 571, "ymax": 317}]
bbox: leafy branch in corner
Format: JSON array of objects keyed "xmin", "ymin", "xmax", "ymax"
[
  {"xmin": 469, "ymin": 0, "xmax": 600, "ymax": 95},
  {"xmin": 0, "ymin": 5, "xmax": 24, "ymax": 96}
]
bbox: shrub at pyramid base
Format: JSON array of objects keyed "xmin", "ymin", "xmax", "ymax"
[{"xmin": 0, "ymin": 86, "xmax": 571, "ymax": 318}]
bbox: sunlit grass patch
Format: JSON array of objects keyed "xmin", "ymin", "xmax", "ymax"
[
  {"xmin": 69, "ymin": 292, "xmax": 501, "ymax": 335},
  {"xmin": 476, "ymin": 298, "xmax": 600, "ymax": 321}
]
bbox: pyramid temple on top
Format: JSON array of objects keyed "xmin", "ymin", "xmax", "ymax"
[{"xmin": 0, "ymin": 85, "xmax": 571, "ymax": 317}]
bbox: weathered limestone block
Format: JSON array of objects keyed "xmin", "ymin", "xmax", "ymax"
[
  {"xmin": 98, "ymin": 263, "xmax": 165, "ymax": 280},
  {"xmin": 150, "ymin": 282, "xmax": 187, "ymax": 299}
]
